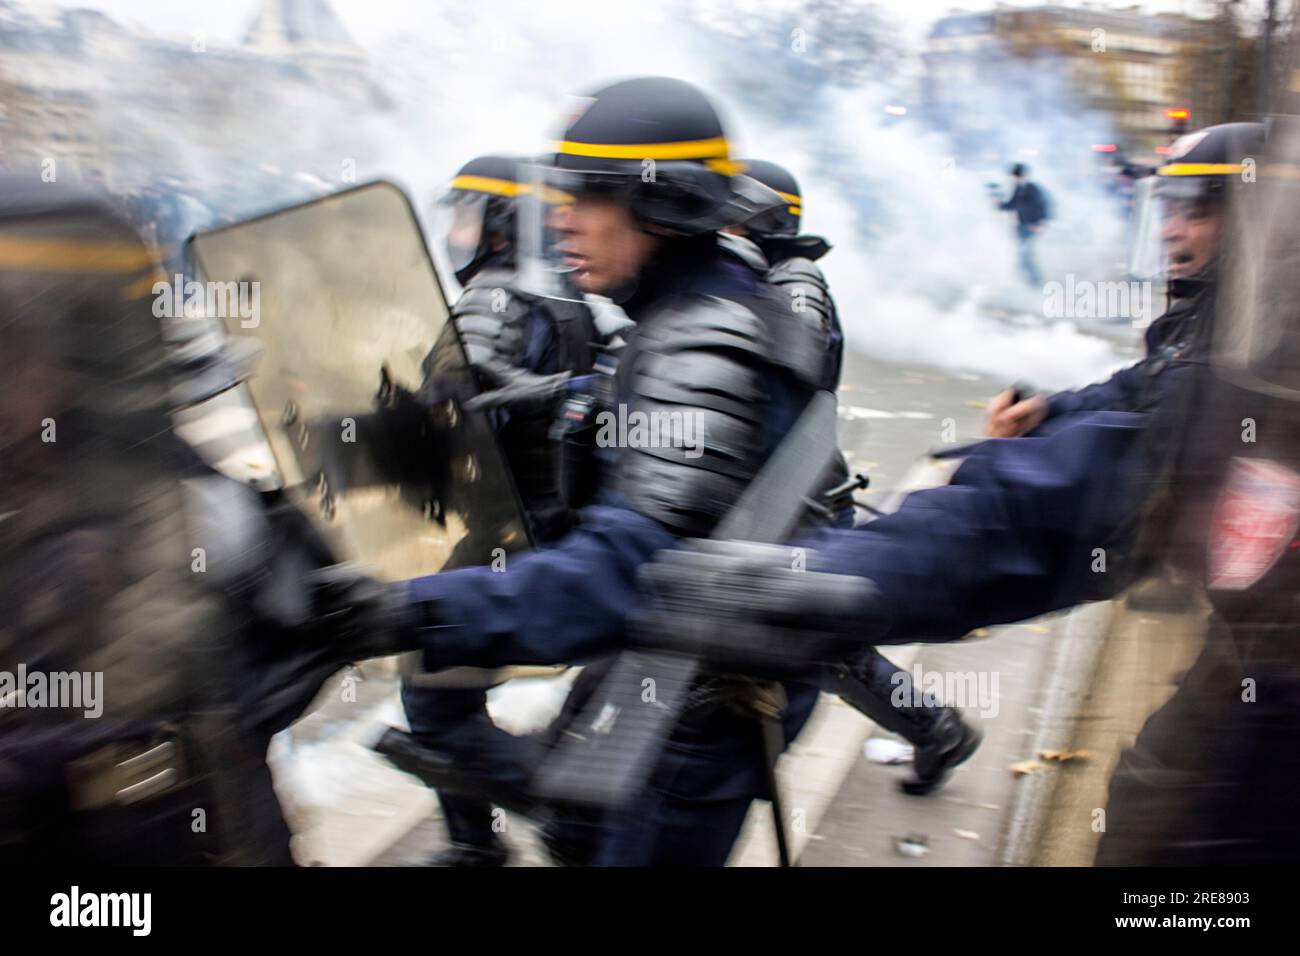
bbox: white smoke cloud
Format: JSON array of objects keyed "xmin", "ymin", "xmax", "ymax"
[
  {"xmin": 353, "ymin": 0, "xmax": 1133, "ymax": 389},
  {"xmin": 48, "ymin": 0, "xmax": 1138, "ymax": 389}
]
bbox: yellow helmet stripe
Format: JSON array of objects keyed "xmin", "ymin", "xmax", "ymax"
[
  {"xmin": 0, "ymin": 237, "xmax": 158, "ymax": 272},
  {"xmin": 774, "ymin": 189, "xmax": 802, "ymax": 206},
  {"xmin": 121, "ymin": 268, "xmax": 170, "ymax": 300},
  {"xmin": 556, "ymin": 135, "xmax": 731, "ymax": 162},
  {"xmin": 705, "ymin": 158, "xmax": 746, "ymax": 176},
  {"xmin": 449, "ymin": 175, "xmax": 526, "ymax": 197},
  {"xmin": 539, "ymin": 185, "xmax": 575, "ymax": 205},
  {"xmin": 787, "ymin": 205, "xmax": 802, "ymax": 217},
  {"xmin": 1158, "ymin": 163, "xmax": 1245, "ymax": 177}
]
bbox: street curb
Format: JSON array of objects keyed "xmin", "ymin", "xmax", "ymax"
[{"xmin": 998, "ymin": 599, "xmax": 1115, "ymax": 867}]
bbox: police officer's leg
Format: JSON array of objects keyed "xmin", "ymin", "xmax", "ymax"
[
  {"xmin": 596, "ymin": 791, "xmax": 755, "ymax": 867},
  {"xmin": 400, "ymin": 681, "xmax": 510, "ymax": 865},
  {"xmin": 534, "ymin": 660, "xmax": 613, "ymax": 867},
  {"xmin": 827, "ymin": 648, "xmax": 982, "ymax": 795},
  {"xmin": 592, "ymin": 683, "xmax": 819, "ymax": 866}
]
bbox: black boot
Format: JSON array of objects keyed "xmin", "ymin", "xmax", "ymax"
[{"xmin": 900, "ymin": 710, "xmax": 983, "ymax": 796}]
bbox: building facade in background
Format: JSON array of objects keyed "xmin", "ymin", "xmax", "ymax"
[
  {"xmin": 924, "ymin": 4, "xmax": 1221, "ymax": 162},
  {"xmin": 0, "ymin": 0, "xmax": 386, "ymax": 207}
]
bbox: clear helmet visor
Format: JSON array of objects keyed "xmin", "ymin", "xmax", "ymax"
[
  {"xmin": 1127, "ymin": 175, "xmax": 1163, "ymax": 280},
  {"xmin": 432, "ymin": 191, "xmax": 490, "ymax": 276},
  {"xmin": 513, "ymin": 163, "xmax": 789, "ymax": 298},
  {"xmin": 515, "ymin": 162, "xmax": 585, "ymax": 300},
  {"xmin": 1128, "ymin": 175, "xmax": 1225, "ymax": 282}
]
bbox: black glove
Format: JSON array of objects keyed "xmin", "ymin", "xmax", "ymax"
[
  {"xmin": 632, "ymin": 540, "xmax": 883, "ymax": 675},
  {"xmin": 307, "ymin": 563, "xmax": 419, "ymax": 662},
  {"xmin": 239, "ymin": 564, "xmax": 422, "ymax": 736}
]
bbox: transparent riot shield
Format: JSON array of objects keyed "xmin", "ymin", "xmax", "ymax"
[{"xmin": 188, "ymin": 181, "xmax": 531, "ymax": 584}]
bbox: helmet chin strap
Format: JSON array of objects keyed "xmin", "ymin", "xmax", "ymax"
[{"xmin": 454, "ymin": 235, "xmax": 513, "ymax": 285}]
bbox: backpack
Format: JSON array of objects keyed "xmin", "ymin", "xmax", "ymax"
[{"xmin": 1024, "ymin": 182, "xmax": 1052, "ymax": 224}]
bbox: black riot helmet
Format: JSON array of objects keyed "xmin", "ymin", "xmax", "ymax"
[
  {"xmin": 1155, "ymin": 122, "xmax": 1267, "ymax": 201},
  {"xmin": 0, "ymin": 177, "xmax": 258, "ymax": 449},
  {"xmin": 544, "ymin": 76, "xmax": 783, "ymax": 236},
  {"xmin": 0, "ymin": 177, "xmax": 179, "ymax": 440},
  {"xmin": 734, "ymin": 157, "xmax": 832, "ymax": 262},
  {"xmin": 1129, "ymin": 122, "xmax": 1267, "ymax": 280},
  {"xmin": 735, "ymin": 159, "xmax": 801, "ymax": 237},
  {"xmin": 435, "ymin": 154, "xmax": 527, "ymax": 285}
]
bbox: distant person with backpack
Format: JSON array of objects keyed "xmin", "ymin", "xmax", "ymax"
[{"xmin": 998, "ymin": 162, "xmax": 1051, "ymax": 287}]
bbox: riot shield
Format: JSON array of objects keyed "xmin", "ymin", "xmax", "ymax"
[{"xmin": 188, "ymin": 181, "xmax": 531, "ymax": 584}]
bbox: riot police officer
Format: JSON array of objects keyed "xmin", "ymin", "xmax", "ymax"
[
  {"xmin": 984, "ymin": 123, "xmax": 1265, "ymax": 611},
  {"xmin": 397, "ymin": 154, "xmax": 605, "ymax": 866},
  {"xmin": 726, "ymin": 158, "xmax": 844, "ymax": 388},
  {"xmin": 630, "ymin": 116, "xmax": 1300, "ymax": 864},
  {"xmin": 1092, "ymin": 115, "xmax": 1300, "ymax": 864},
  {"xmin": 985, "ymin": 122, "xmax": 1266, "ymax": 439},
  {"xmin": 730, "ymin": 158, "xmax": 980, "ymax": 794},
  {"xmin": 0, "ymin": 177, "xmax": 335, "ymax": 865},
  {"xmin": 311, "ymin": 76, "xmax": 834, "ymax": 865}
]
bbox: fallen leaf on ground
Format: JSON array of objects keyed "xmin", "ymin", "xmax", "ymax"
[
  {"xmin": 1039, "ymin": 749, "xmax": 1092, "ymax": 763},
  {"xmin": 1009, "ymin": 760, "xmax": 1052, "ymax": 776}
]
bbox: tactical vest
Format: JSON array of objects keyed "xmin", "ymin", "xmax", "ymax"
[
  {"xmin": 610, "ymin": 287, "xmax": 826, "ymax": 538},
  {"xmin": 766, "ymin": 255, "xmax": 844, "ymax": 392},
  {"xmin": 450, "ymin": 269, "xmax": 602, "ymax": 542}
]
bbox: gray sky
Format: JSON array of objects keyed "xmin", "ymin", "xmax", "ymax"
[{"xmin": 37, "ymin": 0, "xmax": 1261, "ymax": 50}]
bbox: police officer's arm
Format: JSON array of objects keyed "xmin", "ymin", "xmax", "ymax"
[
  {"xmin": 393, "ymin": 300, "xmax": 812, "ymax": 669},
  {"xmin": 632, "ymin": 406, "xmax": 1154, "ymax": 673},
  {"xmin": 1045, "ymin": 299, "xmax": 1201, "ymax": 422},
  {"xmin": 1044, "ymin": 360, "xmax": 1150, "ymax": 420},
  {"xmin": 816, "ymin": 409, "xmax": 1148, "ymax": 643},
  {"xmin": 403, "ymin": 501, "xmax": 676, "ymax": 667},
  {"xmin": 454, "ymin": 288, "xmax": 570, "ymax": 411}
]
